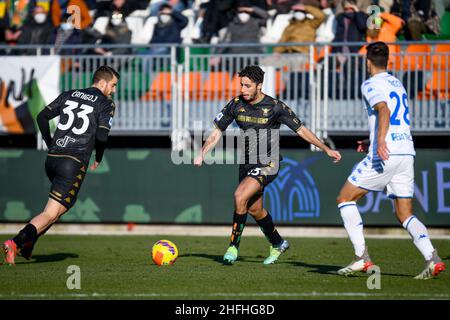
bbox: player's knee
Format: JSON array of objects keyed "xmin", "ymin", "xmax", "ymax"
[
  {"xmin": 336, "ymin": 193, "xmax": 349, "ymax": 205},
  {"xmin": 234, "ymin": 192, "xmax": 248, "ymax": 209}
]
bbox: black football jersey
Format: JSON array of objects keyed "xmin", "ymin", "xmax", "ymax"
[
  {"xmin": 46, "ymin": 87, "xmax": 115, "ymax": 165},
  {"xmin": 214, "ymin": 95, "xmax": 303, "ymax": 165}
]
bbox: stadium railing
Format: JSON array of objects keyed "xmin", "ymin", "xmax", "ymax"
[{"xmin": 1, "ymin": 41, "xmax": 449, "ymax": 143}]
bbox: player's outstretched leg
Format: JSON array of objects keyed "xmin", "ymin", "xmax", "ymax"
[
  {"xmin": 400, "ymin": 212, "xmax": 446, "ymax": 279},
  {"xmin": 223, "ymin": 212, "xmax": 247, "ymax": 265},
  {"xmin": 255, "ymin": 212, "xmax": 289, "ymax": 265},
  {"xmin": 3, "ymin": 199, "xmax": 67, "ymax": 265},
  {"xmin": 223, "ymin": 177, "xmax": 261, "ymax": 265}
]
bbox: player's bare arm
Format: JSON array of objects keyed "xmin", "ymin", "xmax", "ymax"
[
  {"xmin": 296, "ymin": 126, "xmax": 342, "ymax": 163},
  {"xmin": 373, "ymin": 102, "xmax": 390, "ymax": 160},
  {"xmin": 194, "ymin": 128, "xmax": 223, "ymax": 167}
]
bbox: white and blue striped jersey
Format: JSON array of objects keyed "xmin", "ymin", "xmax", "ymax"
[{"xmin": 361, "ymin": 72, "xmax": 416, "ymax": 158}]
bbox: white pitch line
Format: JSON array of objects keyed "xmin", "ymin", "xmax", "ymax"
[
  {"xmin": 1, "ymin": 292, "xmax": 449, "ymax": 298},
  {"xmin": 0, "ymin": 224, "xmax": 449, "ymax": 239}
]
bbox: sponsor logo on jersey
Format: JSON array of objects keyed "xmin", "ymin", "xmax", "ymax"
[
  {"xmin": 109, "ymin": 117, "xmax": 113, "ymax": 127},
  {"xmin": 56, "ymin": 136, "xmax": 76, "ymax": 148},
  {"xmin": 236, "ymin": 115, "xmax": 269, "ymax": 124}
]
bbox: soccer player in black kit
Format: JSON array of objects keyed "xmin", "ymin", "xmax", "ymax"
[
  {"xmin": 2, "ymin": 66, "xmax": 119, "ymax": 265},
  {"xmin": 194, "ymin": 66, "xmax": 341, "ymax": 264}
]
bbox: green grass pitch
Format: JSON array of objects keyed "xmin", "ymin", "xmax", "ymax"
[{"xmin": 1, "ymin": 235, "xmax": 449, "ymax": 300}]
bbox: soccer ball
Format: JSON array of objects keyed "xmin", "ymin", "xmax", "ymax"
[{"xmin": 152, "ymin": 240, "xmax": 178, "ymax": 266}]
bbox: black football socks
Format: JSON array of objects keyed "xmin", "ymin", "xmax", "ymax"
[
  {"xmin": 256, "ymin": 212, "xmax": 283, "ymax": 246},
  {"xmin": 12, "ymin": 224, "xmax": 38, "ymax": 249},
  {"xmin": 229, "ymin": 212, "xmax": 248, "ymax": 248}
]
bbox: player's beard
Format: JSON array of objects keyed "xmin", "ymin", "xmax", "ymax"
[{"xmin": 243, "ymin": 90, "xmax": 258, "ymax": 102}]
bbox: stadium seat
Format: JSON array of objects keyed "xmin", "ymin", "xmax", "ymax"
[
  {"xmin": 201, "ymin": 72, "xmax": 232, "ymax": 100},
  {"xmin": 261, "ymin": 14, "xmax": 291, "ymax": 43},
  {"xmin": 142, "ymin": 72, "xmax": 172, "ymax": 101},
  {"xmin": 180, "ymin": 9, "xmax": 195, "ymax": 44},
  {"xmin": 402, "ymin": 44, "xmax": 432, "ymax": 71},
  {"xmin": 125, "ymin": 16, "xmax": 145, "ymax": 45},
  {"xmin": 181, "ymin": 72, "xmax": 203, "ymax": 100},
  {"xmin": 316, "ymin": 46, "xmax": 331, "ymax": 63},
  {"xmin": 92, "ymin": 16, "xmax": 109, "ymax": 34},
  {"xmin": 136, "ymin": 16, "xmax": 158, "ymax": 44},
  {"xmin": 431, "ymin": 44, "xmax": 450, "ymax": 69},
  {"xmin": 425, "ymin": 44, "xmax": 450, "ymax": 99},
  {"xmin": 129, "ymin": 7, "xmax": 151, "ymax": 18}
]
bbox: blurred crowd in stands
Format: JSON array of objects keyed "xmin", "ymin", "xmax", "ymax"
[{"xmin": 0, "ymin": 0, "xmax": 449, "ymax": 56}]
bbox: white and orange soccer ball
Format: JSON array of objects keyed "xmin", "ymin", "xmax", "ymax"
[{"xmin": 152, "ymin": 240, "xmax": 178, "ymax": 266}]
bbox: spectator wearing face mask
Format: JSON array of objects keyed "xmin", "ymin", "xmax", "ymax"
[
  {"xmin": 94, "ymin": 10, "xmax": 132, "ymax": 56},
  {"xmin": 274, "ymin": 3, "xmax": 325, "ymax": 54},
  {"xmin": 332, "ymin": 0, "xmax": 367, "ymax": 54},
  {"xmin": 16, "ymin": 5, "xmax": 55, "ymax": 54},
  {"xmin": 51, "ymin": 0, "xmax": 92, "ymax": 30},
  {"xmin": 209, "ymin": 5, "xmax": 269, "ymax": 72},
  {"xmin": 148, "ymin": 3, "xmax": 188, "ymax": 55},
  {"xmin": 329, "ymin": 0, "xmax": 368, "ymax": 99},
  {"xmin": 217, "ymin": 6, "xmax": 269, "ymax": 54},
  {"xmin": 48, "ymin": 13, "xmax": 82, "ymax": 55}
]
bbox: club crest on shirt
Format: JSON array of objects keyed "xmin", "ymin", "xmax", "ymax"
[
  {"xmin": 262, "ymin": 108, "xmax": 270, "ymax": 116},
  {"xmin": 239, "ymin": 107, "xmax": 246, "ymax": 113}
]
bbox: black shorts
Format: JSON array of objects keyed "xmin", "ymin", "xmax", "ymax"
[
  {"xmin": 45, "ymin": 154, "xmax": 87, "ymax": 209},
  {"xmin": 238, "ymin": 163, "xmax": 279, "ymax": 189}
]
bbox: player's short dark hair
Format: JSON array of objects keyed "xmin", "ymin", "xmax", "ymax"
[
  {"xmin": 238, "ymin": 65, "xmax": 265, "ymax": 84},
  {"xmin": 159, "ymin": 3, "xmax": 172, "ymax": 11},
  {"xmin": 93, "ymin": 66, "xmax": 120, "ymax": 84},
  {"xmin": 366, "ymin": 41, "xmax": 389, "ymax": 69}
]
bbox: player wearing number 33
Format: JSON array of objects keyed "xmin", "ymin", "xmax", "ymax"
[
  {"xmin": 336, "ymin": 42, "xmax": 445, "ymax": 279},
  {"xmin": 2, "ymin": 66, "xmax": 120, "ymax": 265}
]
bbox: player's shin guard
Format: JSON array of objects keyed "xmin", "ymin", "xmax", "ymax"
[
  {"xmin": 338, "ymin": 202, "xmax": 366, "ymax": 257},
  {"xmin": 12, "ymin": 224, "xmax": 38, "ymax": 250},
  {"xmin": 402, "ymin": 215, "xmax": 435, "ymax": 261},
  {"xmin": 229, "ymin": 212, "xmax": 247, "ymax": 248},
  {"xmin": 256, "ymin": 212, "xmax": 283, "ymax": 246}
]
